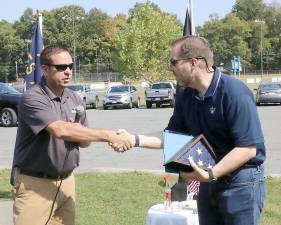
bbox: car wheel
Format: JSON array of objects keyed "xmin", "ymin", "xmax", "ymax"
[
  {"xmin": 128, "ymin": 100, "xmax": 133, "ymax": 109},
  {"xmin": 170, "ymin": 98, "xmax": 175, "ymax": 108},
  {"xmin": 103, "ymin": 105, "xmax": 108, "ymax": 110},
  {"xmin": 156, "ymin": 103, "xmax": 161, "ymax": 108},
  {"xmin": 135, "ymin": 98, "xmax": 140, "ymax": 108},
  {"xmin": 146, "ymin": 101, "xmax": 152, "ymax": 109},
  {"xmin": 93, "ymin": 97, "xmax": 99, "ymax": 109},
  {"xmin": 0, "ymin": 108, "xmax": 17, "ymax": 127},
  {"xmin": 256, "ymin": 102, "xmax": 261, "ymax": 106}
]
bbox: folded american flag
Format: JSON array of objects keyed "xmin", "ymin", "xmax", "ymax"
[{"xmin": 187, "ymin": 180, "xmax": 200, "ymax": 194}]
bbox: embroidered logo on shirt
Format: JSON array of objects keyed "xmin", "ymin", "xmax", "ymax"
[{"xmin": 209, "ymin": 106, "xmax": 216, "ymax": 114}]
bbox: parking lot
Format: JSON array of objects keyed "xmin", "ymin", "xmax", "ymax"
[{"xmin": 0, "ymin": 106, "xmax": 280, "ymax": 176}]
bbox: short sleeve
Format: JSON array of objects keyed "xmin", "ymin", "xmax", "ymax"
[
  {"xmin": 225, "ymin": 94, "xmax": 264, "ymax": 146},
  {"xmin": 20, "ymin": 93, "xmax": 59, "ymax": 135}
]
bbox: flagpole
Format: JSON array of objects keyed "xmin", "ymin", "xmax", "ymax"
[
  {"xmin": 189, "ymin": 0, "xmax": 195, "ymax": 35},
  {"xmin": 37, "ymin": 10, "xmax": 43, "ymax": 37}
]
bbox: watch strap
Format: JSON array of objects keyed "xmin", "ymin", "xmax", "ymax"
[
  {"xmin": 135, "ymin": 135, "xmax": 140, "ymax": 147},
  {"xmin": 207, "ymin": 168, "xmax": 217, "ymax": 183}
]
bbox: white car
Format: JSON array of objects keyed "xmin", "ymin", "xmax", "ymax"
[
  {"xmin": 68, "ymin": 84, "xmax": 99, "ymax": 109},
  {"xmin": 103, "ymin": 85, "xmax": 140, "ymax": 110}
]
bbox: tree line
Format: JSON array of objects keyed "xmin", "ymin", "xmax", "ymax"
[{"xmin": 0, "ymin": 0, "xmax": 280, "ymax": 83}]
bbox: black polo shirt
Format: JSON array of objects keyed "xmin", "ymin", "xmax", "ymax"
[
  {"xmin": 167, "ymin": 67, "xmax": 265, "ymax": 165},
  {"xmin": 12, "ymin": 78, "xmax": 88, "ymax": 176}
]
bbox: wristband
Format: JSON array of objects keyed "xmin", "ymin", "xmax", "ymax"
[
  {"xmin": 207, "ymin": 168, "xmax": 217, "ymax": 183},
  {"xmin": 135, "ymin": 135, "xmax": 140, "ymax": 147}
]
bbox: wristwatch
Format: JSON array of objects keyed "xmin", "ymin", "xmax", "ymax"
[
  {"xmin": 134, "ymin": 135, "xmax": 140, "ymax": 147},
  {"xmin": 207, "ymin": 168, "xmax": 217, "ymax": 183}
]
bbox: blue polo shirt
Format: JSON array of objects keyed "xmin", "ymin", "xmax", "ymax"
[{"xmin": 167, "ymin": 67, "xmax": 265, "ymax": 165}]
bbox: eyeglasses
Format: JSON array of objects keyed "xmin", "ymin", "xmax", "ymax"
[
  {"xmin": 169, "ymin": 57, "xmax": 204, "ymax": 66},
  {"xmin": 47, "ymin": 63, "xmax": 74, "ymax": 71}
]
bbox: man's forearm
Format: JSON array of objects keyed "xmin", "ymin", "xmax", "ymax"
[
  {"xmin": 47, "ymin": 120, "xmax": 116, "ymax": 143},
  {"xmin": 138, "ymin": 135, "xmax": 163, "ymax": 149},
  {"xmin": 212, "ymin": 145, "xmax": 257, "ymax": 178}
]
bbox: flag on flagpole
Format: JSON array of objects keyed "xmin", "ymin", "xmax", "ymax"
[
  {"xmin": 24, "ymin": 12, "xmax": 43, "ymax": 90},
  {"xmin": 183, "ymin": 0, "xmax": 195, "ymax": 36}
]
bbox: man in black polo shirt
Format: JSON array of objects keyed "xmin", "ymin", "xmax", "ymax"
[
  {"xmin": 112, "ymin": 36, "xmax": 266, "ymax": 225},
  {"xmin": 11, "ymin": 45, "xmax": 132, "ymax": 225}
]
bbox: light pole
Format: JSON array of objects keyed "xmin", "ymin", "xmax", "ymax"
[
  {"xmin": 92, "ymin": 38, "xmax": 100, "ymax": 75},
  {"xmin": 62, "ymin": 15, "xmax": 84, "ymax": 82},
  {"xmin": 15, "ymin": 61, "xmax": 18, "ymax": 81},
  {"xmin": 255, "ymin": 19, "xmax": 265, "ymax": 77}
]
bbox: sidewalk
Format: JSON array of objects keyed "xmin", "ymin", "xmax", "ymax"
[{"xmin": 0, "ymin": 199, "xmax": 12, "ymax": 225}]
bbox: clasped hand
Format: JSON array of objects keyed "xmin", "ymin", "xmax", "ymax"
[{"xmin": 109, "ymin": 129, "xmax": 134, "ymax": 153}]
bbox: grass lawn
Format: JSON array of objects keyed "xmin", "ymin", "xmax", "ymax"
[{"xmin": 1, "ymin": 169, "xmax": 280, "ymax": 225}]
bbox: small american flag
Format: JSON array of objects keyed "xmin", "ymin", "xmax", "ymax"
[{"xmin": 187, "ymin": 180, "xmax": 200, "ymax": 194}]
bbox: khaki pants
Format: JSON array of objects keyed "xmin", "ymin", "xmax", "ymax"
[{"xmin": 12, "ymin": 170, "xmax": 75, "ymax": 225}]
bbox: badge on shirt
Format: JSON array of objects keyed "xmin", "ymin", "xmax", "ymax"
[{"xmin": 209, "ymin": 106, "xmax": 216, "ymax": 114}]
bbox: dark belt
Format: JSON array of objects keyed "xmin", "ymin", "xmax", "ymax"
[{"xmin": 20, "ymin": 169, "xmax": 71, "ymax": 180}]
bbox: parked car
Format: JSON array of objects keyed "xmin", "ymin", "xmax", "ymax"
[
  {"xmin": 0, "ymin": 82, "xmax": 21, "ymax": 127},
  {"xmin": 103, "ymin": 85, "xmax": 140, "ymax": 110},
  {"xmin": 68, "ymin": 84, "xmax": 99, "ymax": 109},
  {"xmin": 11, "ymin": 83, "xmax": 25, "ymax": 93},
  {"xmin": 145, "ymin": 82, "xmax": 176, "ymax": 108},
  {"xmin": 255, "ymin": 82, "xmax": 281, "ymax": 106}
]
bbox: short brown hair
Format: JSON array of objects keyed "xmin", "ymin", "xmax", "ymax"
[
  {"xmin": 172, "ymin": 36, "xmax": 214, "ymax": 68},
  {"xmin": 40, "ymin": 45, "xmax": 70, "ymax": 65}
]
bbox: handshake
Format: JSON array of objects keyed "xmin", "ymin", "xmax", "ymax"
[{"xmin": 108, "ymin": 129, "xmax": 136, "ymax": 153}]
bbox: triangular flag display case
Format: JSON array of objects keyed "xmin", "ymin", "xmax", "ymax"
[{"xmin": 163, "ymin": 130, "xmax": 217, "ymax": 173}]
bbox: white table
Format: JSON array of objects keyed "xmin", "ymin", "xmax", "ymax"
[{"xmin": 146, "ymin": 201, "xmax": 199, "ymax": 225}]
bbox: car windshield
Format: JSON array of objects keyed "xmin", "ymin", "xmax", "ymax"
[
  {"xmin": 68, "ymin": 85, "xmax": 83, "ymax": 91},
  {"xmin": 0, "ymin": 83, "xmax": 20, "ymax": 94},
  {"xmin": 151, "ymin": 83, "xmax": 171, "ymax": 89},
  {"xmin": 109, "ymin": 86, "xmax": 129, "ymax": 93},
  {"xmin": 259, "ymin": 83, "xmax": 281, "ymax": 89}
]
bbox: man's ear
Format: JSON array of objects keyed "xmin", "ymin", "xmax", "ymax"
[
  {"xmin": 41, "ymin": 65, "xmax": 48, "ymax": 74},
  {"xmin": 191, "ymin": 58, "xmax": 196, "ymax": 66}
]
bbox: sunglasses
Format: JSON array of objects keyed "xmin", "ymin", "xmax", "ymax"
[
  {"xmin": 48, "ymin": 63, "xmax": 74, "ymax": 71},
  {"xmin": 169, "ymin": 57, "xmax": 204, "ymax": 66}
]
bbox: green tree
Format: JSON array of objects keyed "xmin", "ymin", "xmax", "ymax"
[
  {"xmin": 113, "ymin": 2, "xmax": 182, "ymax": 82},
  {"xmin": 263, "ymin": 2, "xmax": 281, "ymax": 69},
  {"xmin": 232, "ymin": 0, "xmax": 266, "ymax": 21},
  {"xmin": 197, "ymin": 13, "xmax": 251, "ymax": 71},
  {"xmin": 0, "ymin": 21, "xmax": 25, "ymax": 82}
]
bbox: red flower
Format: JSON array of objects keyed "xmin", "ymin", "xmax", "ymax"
[{"xmin": 163, "ymin": 175, "xmax": 172, "ymax": 187}]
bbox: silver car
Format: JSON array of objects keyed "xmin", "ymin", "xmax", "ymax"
[
  {"xmin": 68, "ymin": 84, "xmax": 99, "ymax": 109},
  {"xmin": 103, "ymin": 85, "xmax": 140, "ymax": 110},
  {"xmin": 255, "ymin": 82, "xmax": 281, "ymax": 105}
]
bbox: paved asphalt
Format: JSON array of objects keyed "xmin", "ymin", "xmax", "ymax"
[
  {"xmin": 0, "ymin": 106, "xmax": 280, "ymax": 176},
  {"xmin": 0, "ymin": 106, "xmax": 280, "ymax": 225}
]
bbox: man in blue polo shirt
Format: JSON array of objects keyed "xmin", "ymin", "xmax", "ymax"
[{"xmin": 112, "ymin": 36, "xmax": 266, "ymax": 225}]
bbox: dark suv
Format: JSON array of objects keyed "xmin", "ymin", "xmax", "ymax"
[{"xmin": 0, "ymin": 82, "xmax": 21, "ymax": 127}]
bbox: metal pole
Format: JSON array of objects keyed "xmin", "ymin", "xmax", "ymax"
[
  {"xmin": 260, "ymin": 24, "xmax": 263, "ymax": 77},
  {"xmin": 15, "ymin": 61, "xmax": 18, "ymax": 81},
  {"xmin": 73, "ymin": 19, "xmax": 76, "ymax": 82},
  {"xmin": 96, "ymin": 48, "xmax": 98, "ymax": 74}
]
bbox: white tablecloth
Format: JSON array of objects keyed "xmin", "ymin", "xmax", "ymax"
[{"xmin": 146, "ymin": 201, "xmax": 199, "ymax": 225}]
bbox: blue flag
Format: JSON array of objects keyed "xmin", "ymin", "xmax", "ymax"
[{"xmin": 24, "ymin": 16, "xmax": 43, "ymax": 90}]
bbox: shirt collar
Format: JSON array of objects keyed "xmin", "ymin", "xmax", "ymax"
[{"xmin": 39, "ymin": 77, "xmax": 70, "ymax": 102}]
